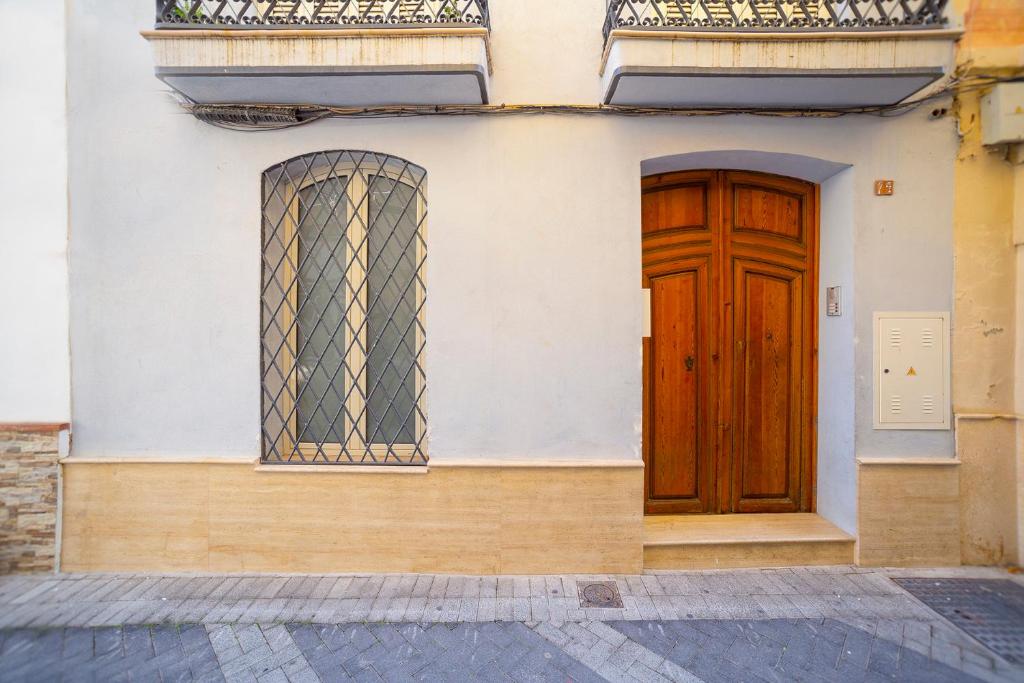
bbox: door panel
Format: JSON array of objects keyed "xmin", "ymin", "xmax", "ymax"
[
  {"xmin": 646, "ymin": 260, "xmax": 713, "ymax": 513},
  {"xmin": 722, "ymin": 171, "xmax": 817, "ymax": 513},
  {"xmin": 731, "ymin": 262, "xmax": 804, "ymax": 512},
  {"xmin": 651, "ymin": 271, "xmax": 699, "ymax": 499},
  {"xmin": 642, "ymin": 183, "xmax": 708, "ymax": 235},
  {"xmin": 642, "ymin": 170, "xmax": 818, "ymax": 515},
  {"xmin": 732, "ymin": 184, "xmax": 803, "ymax": 242}
]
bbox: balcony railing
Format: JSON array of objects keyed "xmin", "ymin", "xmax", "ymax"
[
  {"xmin": 604, "ymin": 0, "xmax": 948, "ymax": 40},
  {"xmin": 155, "ymin": 0, "xmax": 490, "ymax": 29}
]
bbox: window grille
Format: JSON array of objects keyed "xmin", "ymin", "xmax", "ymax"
[{"xmin": 261, "ymin": 151, "xmax": 427, "ymax": 464}]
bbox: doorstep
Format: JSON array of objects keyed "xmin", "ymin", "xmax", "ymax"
[{"xmin": 643, "ymin": 513, "xmax": 855, "ymax": 570}]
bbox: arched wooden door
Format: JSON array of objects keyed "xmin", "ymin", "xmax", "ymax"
[{"xmin": 642, "ymin": 170, "xmax": 818, "ymax": 514}]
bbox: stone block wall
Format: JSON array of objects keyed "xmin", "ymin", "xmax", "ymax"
[{"xmin": 0, "ymin": 425, "xmax": 64, "ymax": 574}]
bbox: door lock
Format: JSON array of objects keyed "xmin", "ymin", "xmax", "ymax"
[{"xmin": 685, "ymin": 355, "xmax": 695, "ymax": 371}]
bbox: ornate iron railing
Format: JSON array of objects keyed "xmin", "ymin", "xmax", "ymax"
[
  {"xmin": 156, "ymin": 0, "xmax": 489, "ymax": 29},
  {"xmin": 604, "ymin": 0, "xmax": 948, "ymax": 40}
]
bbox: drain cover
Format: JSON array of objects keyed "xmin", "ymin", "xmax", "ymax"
[
  {"xmin": 578, "ymin": 581, "xmax": 623, "ymax": 609},
  {"xmin": 894, "ymin": 578, "xmax": 1024, "ymax": 664}
]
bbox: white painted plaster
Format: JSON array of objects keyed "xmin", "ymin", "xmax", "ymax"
[
  {"xmin": 65, "ymin": 0, "xmax": 957, "ymax": 473},
  {"xmin": 818, "ymin": 170, "xmax": 858, "ymax": 534},
  {"xmin": 850, "ymin": 124, "xmax": 956, "ymax": 459},
  {"xmin": 0, "ymin": 1, "xmax": 71, "ymax": 422},
  {"xmin": 641, "ymin": 151, "xmax": 849, "ymax": 184}
]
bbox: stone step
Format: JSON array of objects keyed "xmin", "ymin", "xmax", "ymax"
[{"xmin": 643, "ymin": 513, "xmax": 855, "ymax": 570}]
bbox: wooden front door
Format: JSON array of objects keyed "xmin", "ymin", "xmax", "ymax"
[{"xmin": 642, "ymin": 170, "xmax": 818, "ymax": 514}]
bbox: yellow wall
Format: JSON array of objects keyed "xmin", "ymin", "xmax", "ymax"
[
  {"xmin": 953, "ymin": 0, "xmax": 1024, "ymax": 565},
  {"xmin": 60, "ymin": 461, "xmax": 644, "ymax": 575},
  {"xmin": 957, "ymin": 0, "xmax": 1024, "ymax": 68}
]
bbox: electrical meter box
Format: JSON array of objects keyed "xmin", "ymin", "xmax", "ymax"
[
  {"xmin": 981, "ymin": 82, "xmax": 1024, "ymax": 146},
  {"xmin": 873, "ymin": 312, "xmax": 950, "ymax": 430}
]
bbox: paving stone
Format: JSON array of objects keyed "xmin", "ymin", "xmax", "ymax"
[
  {"xmin": 4, "ymin": 568, "xmax": 1024, "ymax": 681},
  {"xmin": 626, "ymin": 660, "xmax": 672, "ymax": 683},
  {"xmin": 209, "ymin": 624, "xmax": 246, "ymax": 665},
  {"xmin": 493, "ymin": 597, "xmax": 514, "ymax": 622},
  {"xmin": 281, "ymin": 654, "xmax": 321, "ymax": 683}
]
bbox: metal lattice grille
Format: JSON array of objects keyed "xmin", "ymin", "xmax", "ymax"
[
  {"xmin": 604, "ymin": 0, "xmax": 948, "ymax": 40},
  {"xmin": 261, "ymin": 151, "xmax": 427, "ymax": 464},
  {"xmin": 894, "ymin": 578, "xmax": 1024, "ymax": 664},
  {"xmin": 156, "ymin": 0, "xmax": 489, "ymax": 28}
]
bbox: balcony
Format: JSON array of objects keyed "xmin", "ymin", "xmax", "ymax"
[
  {"xmin": 601, "ymin": 0, "xmax": 959, "ymax": 109},
  {"xmin": 144, "ymin": 1, "xmax": 491, "ymax": 107}
]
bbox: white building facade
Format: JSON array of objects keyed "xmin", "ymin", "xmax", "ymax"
[{"xmin": 1, "ymin": 0, "xmax": 988, "ymax": 574}]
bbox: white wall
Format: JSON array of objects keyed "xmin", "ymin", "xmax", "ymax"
[
  {"xmin": 818, "ymin": 170, "xmax": 858, "ymax": 534},
  {"xmin": 66, "ymin": 0, "xmax": 958, "ymax": 487},
  {"xmin": 851, "ymin": 122, "xmax": 956, "ymax": 459},
  {"xmin": 0, "ymin": 1, "xmax": 70, "ymax": 423}
]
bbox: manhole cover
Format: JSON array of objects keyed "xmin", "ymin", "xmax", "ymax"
[
  {"xmin": 578, "ymin": 581, "xmax": 623, "ymax": 609},
  {"xmin": 894, "ymin": 578, "xmax": 1024, "ymax": 664}
]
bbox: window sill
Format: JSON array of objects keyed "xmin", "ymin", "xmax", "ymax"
[{"xmin": 253, "ymin": 463, "xmax": 430, "ymax": 474}]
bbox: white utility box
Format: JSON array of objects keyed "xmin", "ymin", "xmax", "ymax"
[
  {"xmin": 873, "ymin": 312, "xmax": 950, "ymax": 430},
  {"xmin": 981, "ymin": 82, "xmax": 1024, "ymax": 146}
]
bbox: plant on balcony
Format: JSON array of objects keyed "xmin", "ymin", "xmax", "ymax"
[
  {"xmin": 171, "ymin": 1, "xmax": 205, "ymax": 21},
  {"xmin": 439, "ymin": 2, "xmax": 462, "ymax": 22}
]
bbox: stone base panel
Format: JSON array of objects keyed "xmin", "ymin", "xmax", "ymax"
[
  {"xmin": 0, "ymin": 425, "xmax": 66, "ymax": 574},
  {"xmin": 60, "ymin": 460, "xmax": 644, "ymax": 575},
  {"xmin": 856, "ymin": 458, "xmax": 962, "ymax": 567}
]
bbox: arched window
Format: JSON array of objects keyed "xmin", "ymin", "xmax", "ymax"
[{"xmin": 261, "ymin": 151, "xmax": 426, "ymax": 464}]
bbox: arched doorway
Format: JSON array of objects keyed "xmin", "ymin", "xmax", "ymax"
[{"xmin": 643, "ymin": 170, "xmax": 818, "ymax": 514}]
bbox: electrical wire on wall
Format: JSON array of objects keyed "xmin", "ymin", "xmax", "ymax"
[{"xmin": 184, "ymin": 73, "xmax": 1024, "ymax": 132}]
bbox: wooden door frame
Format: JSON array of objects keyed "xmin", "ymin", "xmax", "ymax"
[{"xmin": 642, "ymin": 169, "xmax": 819, "ymax": 515}]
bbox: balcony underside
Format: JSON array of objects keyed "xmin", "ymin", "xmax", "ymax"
[
  {"xmin": 144, "ymin": 29, "xmax": 491, "ymax": 107},
  {"xmin": 156, "ymin": 65, "xmax": 487, "ymax": 107},
  {"xmin": 602, "ymin": 30, "xmax": 959, "ymax": 109},
  {"xmin": 606, "ymin": 66, "xmax": 943, "ymax": 109}
]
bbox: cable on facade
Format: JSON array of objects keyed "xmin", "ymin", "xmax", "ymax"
[{"xmin": 186, "ymin": 73, "xmax": 1024, "ymax": 132}]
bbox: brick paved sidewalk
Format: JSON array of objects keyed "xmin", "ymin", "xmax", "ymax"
[{"xmin": 1, "ymin": 566, "xmax": 1021, "ymax": 682}]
